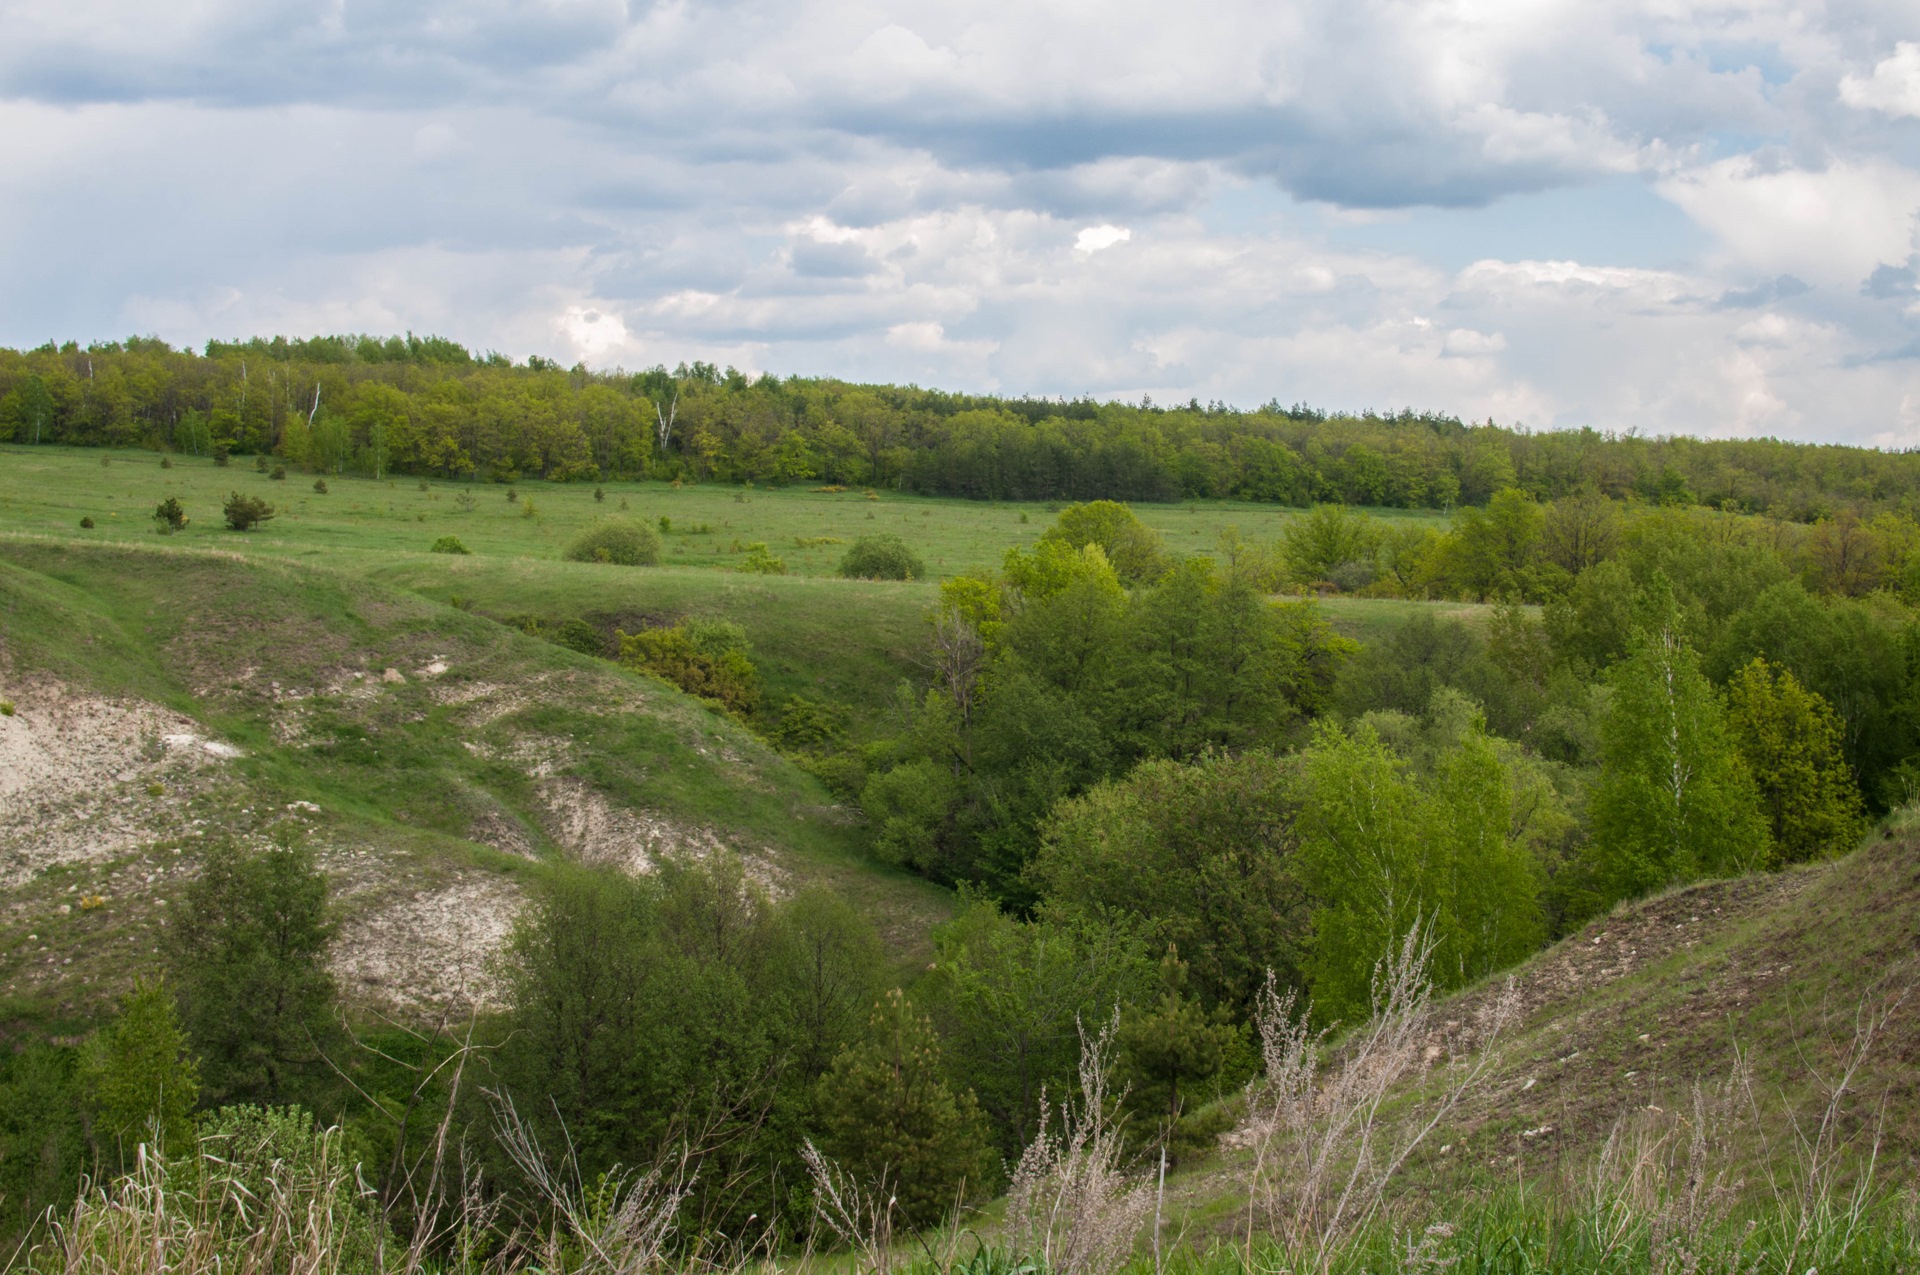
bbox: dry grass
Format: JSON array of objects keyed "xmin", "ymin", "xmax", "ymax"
[{"xmin": 1236, "ymin": 925, "xmax": 1520, "ymax": 1273}]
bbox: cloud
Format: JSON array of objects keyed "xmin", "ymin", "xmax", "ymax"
[
  {"xmin": 1657, "ymin": 157, "xmax": 1920, "ymax": 287},
  {"xmin": 0, "ymin": 0, "xmax": 1918, "ymax": 442},
  {"xmin": 1074, "ymin": 225, "xmax": 1131, "ymax": 253},
  {"xmin": 1841, "ymin": 42, "xmax": 1920, "ymax": 119}
]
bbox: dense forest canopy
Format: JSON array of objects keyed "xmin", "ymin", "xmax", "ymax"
[{"xmin": 4, "ymin": 334, "xmax": 1919, "ymax": 518}]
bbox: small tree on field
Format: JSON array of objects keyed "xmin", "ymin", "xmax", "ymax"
[
  {"xmin": 815, "ymin": 988, "xmax": 994, "ymax": 1230},
  {"xmin": 165, "ymin": 839, "xmax": 336, "ymax": 1105},
  {"xmin": 153, "ymin": 497, "xmax": 189, "ymax": 533},
  {"xmin": 77, "ymin": 978, "xmax": 199, "ymax": 1167},
  {"xmin": 222, "ymin": 491, "xmax": 275, "ymax": 531}
]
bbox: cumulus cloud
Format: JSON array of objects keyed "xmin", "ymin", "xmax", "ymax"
[
  {"xmin": 0, "ymin": 0, "xmax": 1918, "ymax": 441},
  {"xmin": 1841, "ymin": 42, "xmax": 1920, "ymax": 119}
]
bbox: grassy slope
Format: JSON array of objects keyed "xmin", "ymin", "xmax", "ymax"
[
  {"xmin": 0, "ymin": 537, "xmax": 950, "ymax": 1025},
  {"xmin": 1158, "ymin": 826, "xmax": 1920, "ymax": 1234}
]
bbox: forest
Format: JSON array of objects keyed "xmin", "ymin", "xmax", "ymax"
[
  {"xmin": 4, "ymin": 333, "xmax": 1920, "ymax": 517},
  {"xmin": 0, "ymin": 344, "xmax": 1916, "ymax": 1273}
]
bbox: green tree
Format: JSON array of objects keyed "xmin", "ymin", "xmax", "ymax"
[
  {"xmin": 1038, "ymin": 500, "xmax": 1168, "ymax": 584},
  {"xmin": 1280, "ymin": 504, "xmax": 1380, "ymax": 587},
  {"xmin": 1293, "ymin": 706, "xmax": 1547, "ymax": 1019},
  {"xmin": 1584, "ymin": 626, "xmax": 1770, "ymax": 911},
  {"xmin": 1425, "ymin": 716, "xmax": 1546, "ymax": 981},
  {"xmin": 926, "ymin": 895, "xmax": 1150, "ymax": 1156},
  {"xmin": 1449, "ymin": 486, "xmax": 1545, "ymax": 598},
  {"xmin": 771, "ymin": 887, "xmax": 885, "ymax": 1085},
  {"xmin": 1033, "ymin": 750, "xmax": 1306, "ymax": 1012},
  {"xmin": 1293, "ymin": 721, "xmax": 1433, "ymax": 1022},
  {"xmin": 1116, "ymin": 948, "xmax": 1241, "ymax": 1162},
  {"xmin": 1725, "ymin": 658, "xmax": 1868, "ymax": 863},
  {"xmin": 78, "ymin": 979, "xmax": 200, "ymax": 1165},
  {"xmin": 814, "ymin": 989, "xmax": 993, "ymax": 1230},
  {"xmin": 221, "ymin": 491, "xmax": 275, "ymax": 531},
  {"xmin": 153, "ymin": 496, "xmax": 189, "ymax": 533},
  {"xmin": 0, "ymin": 1042, "xmax": 87, "ymax": 1247},
  {"xmin": 165, "ymin": 841, "xmax": 337, "ymax": 1105}
]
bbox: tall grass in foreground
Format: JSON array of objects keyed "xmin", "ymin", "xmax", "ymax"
[{"xmin": 17, "ymin": 937, "xmax": 1914, "ymax": 1274}]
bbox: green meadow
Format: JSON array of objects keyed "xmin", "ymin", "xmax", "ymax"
[
  {"xmin": 0, "ymin": 445, "xmax": 1449, "ymax": 580},
  {"xmin": 0, "ymin": 445, "xmax": 1482, "ymax": 738}
]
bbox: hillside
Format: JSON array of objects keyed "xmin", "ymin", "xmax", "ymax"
[
  {"xmin": 1158, "ymin": 822, "xmax": 1920, "ymax": 1233},
  {"xmin": 0, "ymin": 537, "xmax": 951, "ymax": 1028}
]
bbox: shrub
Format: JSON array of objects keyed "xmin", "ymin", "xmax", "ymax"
[
  {"xmin": 222, "ymin": 492, "xmax": 275, "ymax": 531},
  {"xmin": 417, "ymin": 479, "xmax": 429, "ymax": 492},
  {"xmin": 838, "ymin": 534, "xmax": 925, "ymax": 580},
  {"xmin": 160, "ymin": 456, "xmax": 172, "ymax": 469},
  {"xmin": 564, "ymin": 519, "xmax": 662, "ymax": 566},
  {"xmin": 270, "ymin": 465, "xmax": 286, "ymax": 480},
  {"xmin": 254, "ymin": 455, "xmax": 270, "ymax": 473},
  {"xmin": 736, "ymin": 542, "xmax": 787, "ymax": 574},
  {"xmin": 552, "ymin": 618, "xmax": 606, "ymax": 657},
  {"xmin": 617, "ymin": 621, "xmax": 759, "ymax": 714},
  {"xmin": 79, "ymin": 516, "xmax": 95, "ymax": 529},
  {"xmin": 0, "ymin": 701, "xmax": 13, "ymax": 716},
  {"xmin": 153, "ymin": 497, "xmax": 189, "ymax": 533},
  {"xmin": 769, "ymin": 694, "xmax": 847, "ymax": 750},
  {"xmin": 312, "ymin": 478, "xmax": 328, "ymax": 494},
  {"xmin": 212, "ymin": 444, "xmax": 230, "ymax": 467},
  {"xmin": 594, "ymin": 486, "xmax": 605, "ymax": 502},
  {"xmin": 429, "ymin": 535, "xmax": 470, "ymax": 555}
]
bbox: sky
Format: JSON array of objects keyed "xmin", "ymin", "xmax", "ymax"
[{"xmin": 2, "ymin": 1, "xmax": 1919, "ymax": 444}]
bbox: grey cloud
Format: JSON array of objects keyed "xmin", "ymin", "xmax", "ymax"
[
  {"xmin": 1863, "ymin": 261, "xmax": 1919, "ymax": 298},
  {"xmin": 1718, "ymin": 275, "xmax": 1811, "ymax": 308},
  {"xmin": 789, "ymin": 238, "xmax": 878, "ymax": 278}
]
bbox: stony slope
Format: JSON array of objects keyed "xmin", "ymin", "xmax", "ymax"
[{"xmin": 0, "ymin": 536, "xmax": 950, "ymax": 1027}]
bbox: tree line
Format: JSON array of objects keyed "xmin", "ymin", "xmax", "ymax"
[{"xmin": 5, "ymin": 334, "xmax": 1920, "ymax": 518}]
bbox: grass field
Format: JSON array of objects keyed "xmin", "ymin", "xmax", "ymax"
[
  {"xmin": 0, "ymin": 445, "xmax": 1450, "ymax": 580},
  {"xmin": 0, "ymin": 446, "xmax": 1490, "ymax": 733}
]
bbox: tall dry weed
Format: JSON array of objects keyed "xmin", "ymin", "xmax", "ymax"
[
  {"xmin": 1238, "ymin": 925, "xmax": 1519, "ymax": 1271},
  {"xmin": 1003, "ymin": 1013, "xmax": 1153, "ymax": 1275}
]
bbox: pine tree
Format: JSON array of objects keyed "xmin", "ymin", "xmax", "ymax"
[
  {"xmin": 1117, "ymin": 947, "xmax": 1240, "ymax": 1161},
  {"xmin": 78, "ymin": 979, "xmax": 199, "ymax": 1166},
  {"xmin": 1586, "ymin": 625, "xmax": 1770, "ymax": 908},
  {"xmin": 1725, "ymin": 658, "xmax": 1868, "ymax": 863},
  {"xmin": 165, "ymin": 841, "xmax": 336, "ymax": 1104},
  {"xmin": 815, "ymin": 989, "xmax": 993, "ymax": 1231}
]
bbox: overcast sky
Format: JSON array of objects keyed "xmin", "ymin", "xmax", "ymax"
[{"xmin": 3, "ymin": 1, "xmax": 1919, "ymax": 443}]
